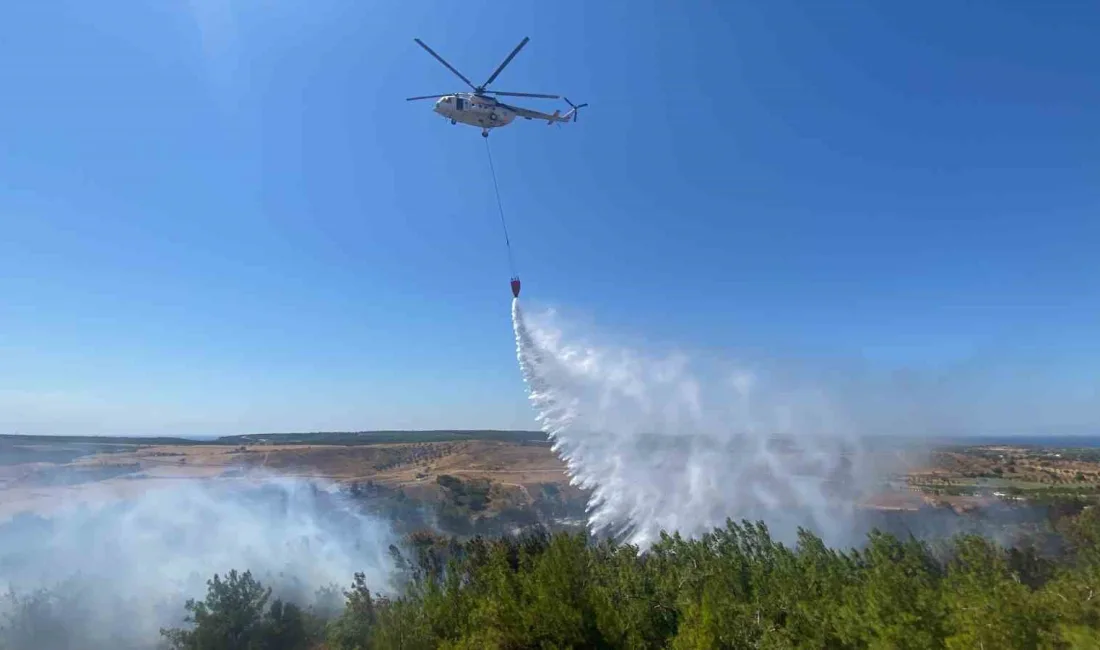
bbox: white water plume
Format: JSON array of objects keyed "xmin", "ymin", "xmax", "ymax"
[
  {"xmin": 512, "ymin": 299, "xmax": 879, "ymax": 550},
  {"xmin": 0, "ymin": 476, "xmax": 396, "ymax": 649}
]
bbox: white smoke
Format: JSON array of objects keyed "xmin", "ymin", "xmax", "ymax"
[
  {"xmin": 0, "ymin": 475, "xmax": 396, "ymax": 649},
  {"xmin": 512, "ymin": 298, "xmax": 882, "ymax": 549}
]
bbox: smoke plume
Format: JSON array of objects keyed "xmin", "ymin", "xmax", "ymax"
[{"xmin": 0, "ymin": 475, "xmax": 396, "ymax": 649}]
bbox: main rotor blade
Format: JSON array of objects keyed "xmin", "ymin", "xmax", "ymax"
[
  {"xmin": 413, "ymin": 39, "xmax": 477, "ymax": 90},
  {"xmin": 481, "ymin": 36, "xmax": 529, "ymax": 89},
  {"xmin": 488, "ymin": 90, "xmax": 560, "ymax": 99},
  {"xmin": 406, "ymin": 94, "xmax": 449, "ymax": 101}
]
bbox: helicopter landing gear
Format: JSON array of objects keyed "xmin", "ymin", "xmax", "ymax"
[{"xmin": 451, "ymin": 119, "xmax": 457, "ymax": 125}]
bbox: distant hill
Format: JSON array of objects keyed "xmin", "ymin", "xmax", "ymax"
[
  {"xmin": 214, "ymin": 430, "xmax": 550, "ymax": 446},
  {"xmin": 0, "ymin": 434, "xmax": 203, "ymax": 446},
  {"xmin": 0, "ymin": 434, "xmax": 204, "ymax": 466}
]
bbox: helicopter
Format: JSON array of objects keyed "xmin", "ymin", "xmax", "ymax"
[{"xmin": 406, "ymin": 37, "xmax": 587, "ymax": 138}]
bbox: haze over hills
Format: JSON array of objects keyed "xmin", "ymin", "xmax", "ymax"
[{"xmin": 7, "ymin": 425, "xmax": 1100, "ymax": 647}]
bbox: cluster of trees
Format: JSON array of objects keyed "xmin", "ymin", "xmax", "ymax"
[
  {"xmin": 435, "ymin": 475, "xmax": 492, "ymax": 513},
  {"xmin": 143, "ymin": 506, "xmax": 1100, "ymax": 649},
  {"xmin": 344, "ymin": 474, "xmax": 587, "ymax": 540}
]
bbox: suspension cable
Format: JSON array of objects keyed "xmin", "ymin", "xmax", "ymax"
[{"xmin": 484, "ymin": 137, "xmax": 518, "ymax": 278}]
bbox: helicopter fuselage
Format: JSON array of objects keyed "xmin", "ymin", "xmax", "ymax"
[{"xmin": 433, "ymin": 94, "xmax": 517, "ymax": 131}]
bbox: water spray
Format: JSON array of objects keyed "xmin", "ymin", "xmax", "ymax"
[{"xmin": 511, "ymin": 298, "xmax": 875, "ymax": 549}]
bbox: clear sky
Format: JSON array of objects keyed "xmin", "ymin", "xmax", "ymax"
[{"xmin": 2, "ymin": 0, "xmax": 1097, "ymax": 436}]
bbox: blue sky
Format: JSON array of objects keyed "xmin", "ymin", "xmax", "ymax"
[{"xmin": 1, "ymin": 0, "xmax": 1097, "ymax": 436}]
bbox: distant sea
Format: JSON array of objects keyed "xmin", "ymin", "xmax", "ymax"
[
  {"xmin": 860, "ymin": 433, "xmax": 1100, "ymax": 450},
  {"xmin": 146, "ymin": 431, "xmax": 1100, "ymax": 448},
  {"xmin": 952, "ymin": 434, "xmax": 1100, "ymax": 448}
]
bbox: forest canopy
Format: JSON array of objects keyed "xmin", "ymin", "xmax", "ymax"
[{"xmin": 6, "ymin": 504, "xmax": 1100, "ymax": 650}]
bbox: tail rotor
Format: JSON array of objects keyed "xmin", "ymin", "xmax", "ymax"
[{"xmin": 564, "ymin": 97, "xmax": 588, "ymax": 123}]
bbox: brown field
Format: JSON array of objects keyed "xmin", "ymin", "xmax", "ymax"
[
  {"xmin": 910, "ymin": 446, "xmax": 1100, "ymax": 488},
  {"xmin": 4, "ymin": 437, "xmax": 1099, "ymax": 521},
  {"xmin": 0, "ymin": 440, "xmax": 579, "ymax": 519}
]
